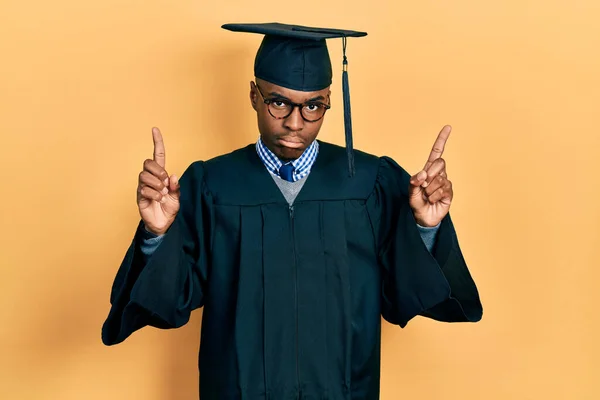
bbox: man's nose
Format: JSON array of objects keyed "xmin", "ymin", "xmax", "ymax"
[{"xmin": 283, "ymin": 106, "xmax": 304, "ymax": 131}]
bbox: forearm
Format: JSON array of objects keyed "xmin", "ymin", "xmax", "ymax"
[
  {"xmin": 419, "ymin": 213, "xmax": 483, "ymax": 323},
  {"xmin": 102, "ymin": 218, "xmax": 203, "ymax": 345}
]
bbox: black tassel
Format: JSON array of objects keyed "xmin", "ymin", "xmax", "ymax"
[{"xmin": 342, "ymin": 36, "xmax": 355, "ymax": 177}]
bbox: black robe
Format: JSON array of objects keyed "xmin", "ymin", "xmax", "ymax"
[{"xmin": 102, "ymin": 141, "xmax": 482, "ymax": 399}]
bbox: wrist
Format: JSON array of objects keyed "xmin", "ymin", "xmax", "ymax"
[
  {"xmin": 413, "ymin": 212, "xmax": 438, "ymax": 228},
  {"xmin": 413, "ymin": 215, "xmax": 427, "ymax": 227},
  {"xmin": 143, "ymin": 223, "xmax": 166, "ymax": 237}
]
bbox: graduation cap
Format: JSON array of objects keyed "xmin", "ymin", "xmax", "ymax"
[{"xmin": 221, "ymin": 22, "xmax": 367, "ymax": 177}]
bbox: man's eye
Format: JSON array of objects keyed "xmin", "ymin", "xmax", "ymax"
[
  {"xmin": 304, "ymin": 103, "xmax": 321, "ymax": 112},
  {"xmin": 273, "ymin": 101, "xmax": 288, "ymax": 108}
]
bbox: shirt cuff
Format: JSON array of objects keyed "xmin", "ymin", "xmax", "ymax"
[
  {"xmin": 416, "ymin": 221, "xmax": 441, "ymax": 253},
  {"xmin": 140, "ymin": 225, "xmax": 165, "ymax": 257}
]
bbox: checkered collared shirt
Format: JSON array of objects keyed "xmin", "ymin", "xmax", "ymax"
[{"xmin": 255, "ymin": 137, "xmax": 319, "ymax": 182}]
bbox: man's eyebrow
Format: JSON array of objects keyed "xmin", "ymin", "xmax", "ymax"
[
  {"xmin": 268, "ymin": 91, "xmax": 325, "ymax": 102},
  {"xmin": 267, "ymin": 91, "xmax": 289, "ymax": 100}
]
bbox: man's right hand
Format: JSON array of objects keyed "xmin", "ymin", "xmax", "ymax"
[{"xmin": 137, "ymin": 127, "xmax": 181, "ymax": 236}]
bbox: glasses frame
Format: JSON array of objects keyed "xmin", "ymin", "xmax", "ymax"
[{"xmin": 254, "ymin": 82, "xmax": 331, "ymax": 123}]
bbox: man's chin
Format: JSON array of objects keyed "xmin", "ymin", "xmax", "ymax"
[{"xmin": 275, "ymin": 146, "xmax": 305, "ymax": 161}]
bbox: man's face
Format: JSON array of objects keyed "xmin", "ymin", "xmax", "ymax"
[{"xmin": 250, "ymin": 78, "xmax": 331, "ymax": 161}]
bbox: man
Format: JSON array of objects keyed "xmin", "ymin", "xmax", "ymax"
[{"xmin": 102, "ymin": 23, "xmax": 482, "ymax": 399}]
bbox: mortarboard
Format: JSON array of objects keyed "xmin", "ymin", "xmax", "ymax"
[{"xmin": 221, "ymin": 22, "xmax": 367, "ymax": 177}]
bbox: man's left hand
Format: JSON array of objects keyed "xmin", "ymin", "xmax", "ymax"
[{"xmin": 408, "ymin": 125, "xmax": 454, "ymax": 227}]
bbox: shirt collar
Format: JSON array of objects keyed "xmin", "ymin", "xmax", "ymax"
[{"xmin": 255, "ymin": 137, "xmax": 319, "ymax": 182}]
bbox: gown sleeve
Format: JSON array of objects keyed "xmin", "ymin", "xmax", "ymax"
[
  {"xmin": 366, "ymin": 156, "xmax": 483, "ymax": 328},
  {"xmin": 101, "ymin": 161, "xmax": 210, "ymax": 345}
]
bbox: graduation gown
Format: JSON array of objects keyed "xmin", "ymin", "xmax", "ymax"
[{"xmin": 102, "ymin": 141, "xmax": 482, "ymax": 399}]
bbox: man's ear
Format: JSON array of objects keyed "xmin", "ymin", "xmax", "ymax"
[{"xmin": 250, "ymin": 81, "xmax": 258, "ymax": 111}]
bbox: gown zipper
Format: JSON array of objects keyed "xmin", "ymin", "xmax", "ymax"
[{"xmin": 290, "ymin": 204, "xmax": 300, "ymax": 398}]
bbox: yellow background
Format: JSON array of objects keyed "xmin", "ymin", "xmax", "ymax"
[{"xmin": 1, "ymin": 0, "xmax": 599, "ymax": 399}]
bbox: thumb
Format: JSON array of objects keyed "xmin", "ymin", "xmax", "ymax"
[
  {"xmin": 408, "ymin": 170, "xmax": 427, "ymax": 197},
  {"xmin": 168, "ymin": 174, "xmax": 181, "ymax": 199}
]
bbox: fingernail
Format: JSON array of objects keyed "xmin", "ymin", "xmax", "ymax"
[
  {"xmin": 160, "ymin": 196, "xmax": 167, "ymax": 203},
  {"xmin": 162, "ymin": 187, "xmax": 168, "ymax": 194}
]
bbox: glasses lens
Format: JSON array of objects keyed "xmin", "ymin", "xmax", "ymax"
[
  {"xmin": 301, "ymin": 103, "xmax": 327, "ymax": 122},
  {"xmin": 268, "ymin": 100, "xmax": 293, "ymax": 119}
]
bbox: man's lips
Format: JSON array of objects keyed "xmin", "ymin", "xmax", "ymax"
[{"xmin": 277, "ymin": 138, "xmax": 304, "ymax": 149}]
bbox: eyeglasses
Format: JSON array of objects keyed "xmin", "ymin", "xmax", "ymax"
[{"xmin": 255, "ymin": 83, "xmax": 331, "ymax": 122}]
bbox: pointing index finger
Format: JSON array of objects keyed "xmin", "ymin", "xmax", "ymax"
[
  {"xmin": 152, "ymin": 127, "xmax": 166, "ymax": 168},
  {"xmin": 424, "ymin": 125, "xmax": 452, "ymax": 171}
]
